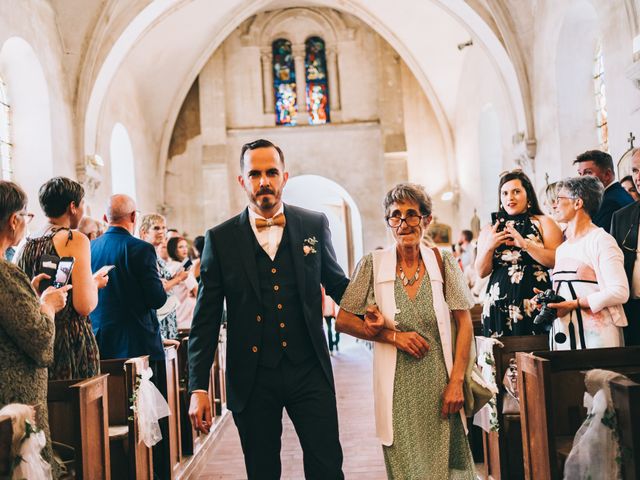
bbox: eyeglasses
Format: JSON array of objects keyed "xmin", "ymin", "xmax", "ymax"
[
  {"xmin": 18, "ymin": 212, "xmax": 35, "ymax": 224},
  {"xmin": 499, "ymin": 168, "xmax": 523, "ymax": 178},
  {"xmin": 621, "ymin": 223, "xmax": 640, "ymax": 253},
  {"xmin": 386, "ymin": 215, "xmax": 426, "ymax": 228},
  {"xmin": 151, "ymin": 225, "xmax": 166, "ymax": 231},
  {"xmin": 555, "ymin": 196, "xmax": 577, "ymax": 201}
]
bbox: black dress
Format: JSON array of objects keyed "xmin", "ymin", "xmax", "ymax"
[{"xmin": 482, "ymin": 214, "xmax": 552, "ymax": 336}]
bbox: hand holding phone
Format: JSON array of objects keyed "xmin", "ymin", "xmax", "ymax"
[
  {"xmin": 95, "ymin": 265, "xmax": 115, "ymax": 276},
  {"xmin": 53, "ymin": 258, "xmax": 75, "ymax": 289},
  {"xmin": 182, "ymin": 259, "xmax": 193, "ymax": 271}
]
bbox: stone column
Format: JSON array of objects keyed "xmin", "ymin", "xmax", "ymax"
[
  {"xmin": 293, "ymin": 44, "xmax": 308, "ymax": 124},
  {"xmin": 327, "ymin": 47, "xmax": 341, "ymax": 112},
  {"xmin": 260, "ymin": 49, "xmax": 274, "ymax": 114}
]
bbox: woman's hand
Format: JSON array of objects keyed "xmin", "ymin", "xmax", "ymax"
[
  {"xmin": 504, "ymin": 224, "xmax": 527, "ymax": 249},
  {"xmin": 394, "ymin": 331, "xmax": 429, "ymax": 359},
  {"xmin": 173, "ymin": 269, "xmax": 189, "ymax": 283},
  {"xmin": 41, "ymin": 284, "xmax": 72, "ymax": 314},
  {"xmin": 163, "ymin": 339, "xmax": 181, "ymax": 349},
  {"xmin": 30, "ymin": 273, "xmax": 50, "ymax": 296},
  {"xmin": 487, "ymin": 221, "xmax": 511, "ymax": 250},
  {"xmin": 441, "ymin": 380, "xmax": 465, "ymax": 418},
  {"xmin": 547, "ymin": 298, "xmax": 580, "ymax": 318},
  {"xmin": 363, "ymin": 305, "xmax": 384, "ymax": 337}
]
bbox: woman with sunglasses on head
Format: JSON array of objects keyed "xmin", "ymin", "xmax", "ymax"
[
  {"xmin": 476, "ymin": 170, "xmax": 563, "ymax": 337},
  {"xmin": 544, "ymin": 176, "xmax": 628, "ymax": 349},
  {"xmin": 337, "ymin": 183, "xmax": 476, "ymax": 479},
  {"xmin": 14, "ymin": 177, "xmax": 108, "ymax": 381}
]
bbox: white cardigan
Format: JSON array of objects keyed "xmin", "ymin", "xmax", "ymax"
[{"xmin": 371, "ymin": 244, "xmax": 466, "ymax": 446}]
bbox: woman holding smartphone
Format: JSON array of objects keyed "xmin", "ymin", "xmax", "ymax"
[
  {"xmin": 475, "ymin": 170, "xmax": 563, "ymax": 337},
  {"xmin": 167, "ymin": 236, "xmax": 198, "ymax": 329},
  {"xmin": 14, "ymin": 177, "xmax": 108, "ymax": 380}
]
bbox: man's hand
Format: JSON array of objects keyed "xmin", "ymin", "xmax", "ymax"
[
  {"xmin": 363, "ymin": 305, "xmax": 384, "ymax": 338},
  {"xmin": 189, "ymin": 391, "xmax": 212, "ymax": 434}
]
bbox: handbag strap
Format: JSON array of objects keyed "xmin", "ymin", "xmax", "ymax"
[{"xmin": 431, "ymin": 247, "xmax": 446, "ymax": 298}]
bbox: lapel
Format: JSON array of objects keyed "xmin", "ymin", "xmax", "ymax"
[
  {"xmin": 284, "ymin": 205, "xmax": 307, "ymax": 302},
  {"xmin": 624, "ymin": 203, "xmax": 640, "ymax": 278},
  {"xmin": 233, "ymin": 208, "xmax": 262, "ymax": 302}
]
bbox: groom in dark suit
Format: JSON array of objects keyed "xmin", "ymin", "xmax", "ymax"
[
  {"xmin": 611, "ymin": 147, "xmax": 640, "ymax": 346},
  {"xmin": 188, "ymin": 139, "xmax": 349, "ymax": 479}
]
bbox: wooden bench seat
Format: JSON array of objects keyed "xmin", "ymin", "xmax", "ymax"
[
  {"xmin": 47, "ymin": 374, "xmax": 111, "ymax": 479},
  {"xmin": 517, "ymin": 346, "xmax": 640, "ymax": 480},
  {"xmin": 610, "ymin": 373, "xmax": 640, "ymax": 480},
  {"xmin": 0, "ymin": 415, "xmax": 13, "ymax": 476},
  {"xmin": 100, "ymin": 356, "xmax": 153, "ymax": 480},
  {"xmin": 482, "ymin": 334, "xmax": 549, "ymax": 480}
]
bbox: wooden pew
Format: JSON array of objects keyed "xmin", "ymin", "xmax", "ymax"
[
  {"xmin": 517, "ymin": 346, "xmax": 640, "ymax": 480},
  {"xmin": 0, "ymin": 415, "xmax": 12, "ymax": 476},
  {"xmin": 47, "ymin": 374, "xmax": 111, "ymax": 479},
  {"xmin": 482, "ymin": 334, "xmax": 549, "ymax": 480},
  {"xmin": 100, "ymin": 356, "xmax": 153, "ymax": 480},
  {"xmin": 177, "ymin": 335, "xmax": 195, "ymax": 456},
  {"xmin": 470, "ymin": 303, "xmax": 483, "ymax": 336},
  {"xmin": 165, "ymin": 345, "xmax": 182, "ymax": 478},
  {"xmin": 611, "ymin": 374, "xmax": 640, "ymax": 480}
]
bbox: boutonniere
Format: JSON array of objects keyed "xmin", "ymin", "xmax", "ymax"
[{"xmin": 303, "ymin": 236, "xmax": 318, "ymax": 256}]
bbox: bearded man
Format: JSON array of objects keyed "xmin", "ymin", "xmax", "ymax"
[{"xmin": 188, "ymin": 139, "xmax": 349, "ymax": 479}]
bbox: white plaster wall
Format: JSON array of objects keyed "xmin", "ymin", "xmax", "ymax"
[
  {"xmin": 0, "ymin": 0, "xmax": 77, "ymax": 225},
  {"xmin": 93, "ymin": 67, "xmax": 160, "ymax": 218},
  {"xmin": 452, "ymin": 45, "xmax": 517, "ymax": 229}
]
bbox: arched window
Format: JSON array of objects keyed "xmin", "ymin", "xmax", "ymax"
[
  {"xmin": 110, "ymin": 123, "xmax": 137, "ymax": 200},
  {"xmin": 272, "ymin": 39, "xmax": 297, "ymax": 126},
  {"xmin": 305, "ymin": 37, "xmax": 330, "ymax": 125},
  {"xmin": 593, "ymin": 41, "xmax": 608, "ymax": 152},
  {"xmin": 0, "ymin": 77, "xmax": 12, "ymax": 180}
]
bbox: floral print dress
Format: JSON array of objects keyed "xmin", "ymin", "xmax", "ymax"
[{"xmin": 482, "ymin": 214, "xmax": 552, "ymax": 337}]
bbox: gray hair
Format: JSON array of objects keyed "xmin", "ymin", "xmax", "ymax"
[
  {"xmin": 560, "ymin": 176, "xmax": 603, "ymax": 219},
  {"xmin": 383, "ymin": 183, "xmax": 432, "ymax": 217}
]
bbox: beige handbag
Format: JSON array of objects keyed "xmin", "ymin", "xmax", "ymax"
[{"xmin": 432, "ymin": 248, "xmax": 496, "ymax": 416}]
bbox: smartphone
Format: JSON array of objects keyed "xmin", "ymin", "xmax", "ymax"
[
  {"xmin": 38, "ymin": 254, "xmax": 60, "ymax": 292},
  {"xmin": 182, "ymin": 258, "xmax": 193, "ymax": 271},
  {"xmin": 491, "ymin": 211, "xmax": 508, "ymax": 231},
  {"xmin": 95, "ymin": 265, "xmax": 116, "ymax": 276},
  {"xmin": 53, "ymin": 257, "xmax": 75, "ymax": 288}
]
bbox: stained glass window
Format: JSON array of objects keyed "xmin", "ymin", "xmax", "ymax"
[
  {"xmin": 0, "ymin": 77, "xmax": 12, "ymax": 180},
  {"xmin": 305, "ymin": 37, "xmax": 330, "ymax": 125},
  {"xmin": 273, "ymin": 39, "xmax": 297, "ymax": 126},
  {"xmin": 593, "ymin": 41, "xmax": 608, "ymax": 152}
]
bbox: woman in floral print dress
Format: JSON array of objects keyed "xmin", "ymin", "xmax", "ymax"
[{"xmin": 476, "ymin": 171, "xmax": 563, "ymax": 337}]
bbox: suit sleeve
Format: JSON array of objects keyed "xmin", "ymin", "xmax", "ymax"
[
  {"xmin": 131, "ymin": 242, "xmax": 167, "ymax": 309},
  {"xmin": 319, "ymin": 214, "xmax": 350, "ymax": 304},
  {"xmin": 188, "ymin": 229, "xmax": 225, "ymax": 392}
]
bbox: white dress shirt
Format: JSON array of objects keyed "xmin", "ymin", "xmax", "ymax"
[{"xmin": 248, "ymin": 205, "xmax": 285, "ymax": 260}]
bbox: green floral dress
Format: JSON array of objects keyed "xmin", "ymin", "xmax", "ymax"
[{"xmin": 340, "ymin": 250, "xmax": 476, "ymax": 480}]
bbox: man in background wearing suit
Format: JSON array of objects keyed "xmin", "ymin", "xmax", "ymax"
[
  {"xmin": 188, "ymin": 139, "xmax": 349, "ymax": 479},
  {"xmin": 90, "ymin": 194, "xmax": 167, "ymax": 360},
  {"xmin": 574, "ymin": 149, "xmax": 633, "ymax": 232},
  {"xmin": 611, "ymin": 148, "xmax": 640, "ymax": 346}
]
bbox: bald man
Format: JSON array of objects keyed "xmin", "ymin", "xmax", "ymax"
[
  {"xmin": 611, "ymin": 148, "xmax": 640, "ymax": 346},
  {"xmin": 90, "ymin": 195, "xmax": 167, "ymax": 360}
]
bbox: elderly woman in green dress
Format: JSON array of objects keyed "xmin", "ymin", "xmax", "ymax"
[{"xmin": 336, "ymin": 183, "xmax": 475, "ymax": 479}]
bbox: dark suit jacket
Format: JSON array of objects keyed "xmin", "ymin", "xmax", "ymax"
[
  {"xmin": 611, "ymin": 202, "xmax": 640, "ymax": 287},
  {"xmin": 188, "ymin": 205, "xmax": 349, "ymax": 412},
  {"xmin": 90, "ymin": 226, "xmax": 167, "ymax": 361},
  {"xmin": 594, "ymin": 181, "xmax": 634, "ymax": 232}
]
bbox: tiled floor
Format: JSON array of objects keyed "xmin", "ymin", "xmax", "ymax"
[{"xmin": 191, "ymin": 337, "xmax": 387, "ymax": 479}]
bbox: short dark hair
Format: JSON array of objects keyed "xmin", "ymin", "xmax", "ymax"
[
  {"xmin": 167, "ymin": 236, "xmax": 186, "ymax": 261},
  {"xmin": 240, "ymin": 139, "xmax": 285, "ymax": 170},
  {"xmin": 621, "ymin": 175, "xmax": 637, "ymax": 190},
  {"xmin": 561, "ymin": 176, "xmax": 604, "ymax": 219},
  {"xmin": 0, "ymin": 181, "xmax": 27, "ymax": 227},
  {"xmin": 498, "ymin": 171, "xmax": 543, "ymax": 215},
  {"xmin": 461, "ymin": 230, "xmax": 473, "ymax": 242},
  {"xmin": 193, "ymin": 235, "xmax": 205, "ymax": 255},
  {"xmin": 38, "ymin": 177, "xmax": 84, "ymax": 218},
  {"xmin": 573, "ymin": 150, "xmax": 614, "ymax": 173}
]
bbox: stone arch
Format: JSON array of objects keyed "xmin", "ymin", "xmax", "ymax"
[{"xmin": 283, "ymin": 174, "xmax": 363, "ymax": 274}]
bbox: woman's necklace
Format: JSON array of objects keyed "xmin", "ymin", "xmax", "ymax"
[{"xmin": 398, "ymin": 262, "xmax": 420, "ymax": 287}]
